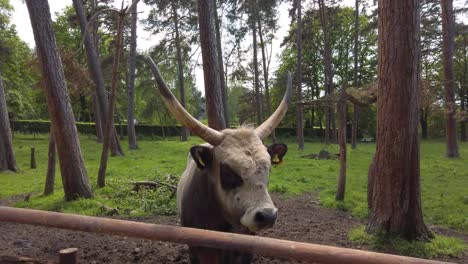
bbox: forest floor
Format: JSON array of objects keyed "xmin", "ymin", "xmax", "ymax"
[{"xmin": 1, "ymin": 193, "xmax": 467, "ymax": 264}]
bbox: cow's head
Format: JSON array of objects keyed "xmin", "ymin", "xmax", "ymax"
[{"xmin": 147, "ymin": 57, "xmax": 291, "ymax": 232}]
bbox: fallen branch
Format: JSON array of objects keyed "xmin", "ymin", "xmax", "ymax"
[
  {"xmin": 132, "ymin": 180, "xmax": 177, "ymax": 192},
  {"xmin": 0, "ymin": 255, "xmax": 46, "ymax": 264}
]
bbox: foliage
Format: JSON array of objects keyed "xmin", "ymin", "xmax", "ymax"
[
  {"xmin": 0, "ymin": 0, "xmax": 38, "ymax": 119},
  {"xmin": 348, "ymin": 226, "xmax": 467, "ymax": 259}
]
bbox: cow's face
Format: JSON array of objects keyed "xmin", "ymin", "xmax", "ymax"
[{"xmin": 190, "ymin": 128, "xmax": 287, "ymax": 232}]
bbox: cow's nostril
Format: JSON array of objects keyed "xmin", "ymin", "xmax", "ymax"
[
  {"xmin": 254, "ymin": 208, "xmax": 277, "ymax": 227},
  {"xmin": 255, "ymin": 211, "xmax": 265, "ymax": 223}
]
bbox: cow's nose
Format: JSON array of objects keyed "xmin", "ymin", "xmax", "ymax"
[{"xmin": 254, "ymin": 208, "xmax": 278, "ymax": 228}]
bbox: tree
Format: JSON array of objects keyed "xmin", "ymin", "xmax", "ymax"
[
  {"xmin": 252, "ymin": 2, "xmax": 263, "ymax": 126},
  {"xmin": 335, "ymin": 88, "xmax": 346, "ymax": 201},
  {"xmin": 351, "ymin": 0, "xmax": 359, "ymax": 149},
  {"xmin": 26, "ymin": 0, "xmax": 93, "ymax": 200},
  {"xmin": 72, "ymin": 0, "xmax": 124, "ymax": 156},
  {"xmin": 296, "ymin": 0, "xmax": 304, "ymax": 150},
  {"xmin": 214, "ymin": 0, "xmax": 230, "ymax": 127},
  {"xmin": 127, "ymin": 2, "xmax": 138, "ymax": 149},
  {"xmin": 441, "ymin": 0, "xmax": 459, "ymax": 157},
  {"xmin": 144, "ymin": 0, "xmax": 198, "ymax": 140},
  {"xmin": 366, "ymin": 0, "xmax": 432, "ymax": 240},
  {"xmin": 0, "ymin": 70, "xmax": 17, "ymax": 172},
  {"xmin": 454, "ymin": 27, "xmax": 467, "ymax": 141},
  {"xmin": 318, "ymin": 0, "xmax": 335, "ymax": 144},
  {"xmin": 198, "ymin": 0, "xmax": 226, "ymax": 130}
]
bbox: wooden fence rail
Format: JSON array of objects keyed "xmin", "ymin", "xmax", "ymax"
[{"xmin": 0, "ymin": 206, "xmax": 453, "ymax": 264}]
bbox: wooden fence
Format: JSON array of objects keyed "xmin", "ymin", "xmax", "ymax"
[{"xmin": 0, "ymin": 206, "xmax": 453, "ymax": 264}]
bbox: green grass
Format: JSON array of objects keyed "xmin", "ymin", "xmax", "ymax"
[
  {"xmin": 349, "ymin": 226, "xmax": 467, "ymax": 258},
  {"xmin": 1, "ymin": 135, "xmax": 467, "ymax": 233}
]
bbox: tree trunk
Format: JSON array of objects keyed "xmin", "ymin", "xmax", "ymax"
[
  {"xmin": 172, "ymin": 2, "xmax": 189, "ymax": 141},
  {"xmin": 72, "ymin": 0, "xmax": 123, "ymax": 157},
  {"xmin": 98, "ymin": 10, "xmax": 125, "ymax": 188},
  {"xmin": 92, "ymin": 93, "xmax": 103, "ymax": 143},
  {"xmin": 351, "ymin": 0, "xmax": 359, "ymax": 149},
  {"xmin": 366, "ymin": 0, "xmax": 432, "ymax": 240},
  {"xmin": 258, "ymin": 19, "xmax": 276, "ymax": 142},
  {"xmin": 44, "ymin": 128, "xmax": 56, "ymax": 196},
  {"xmin": 127, "ymin": 3, "xmax": 138, "ymax": 149},
  {"xmin": 197, "ymin": 0, "xmax": 226, "ymax": 130},
  {"xmin": 214, "ymin": 0, "xmax": 229, "ymax": 128},
  {"xmin": 252, "ymin": 15, "xmax": 263, "ymax": 126},
  {"xmin": 0, "ymin": 71, "xmax": 17, "ymax": 172},
  {"xmin": 296, "ymin": 0, "xmax": 304, "ymax": 150},
  {"xmin": 336, "ymin": 91, "xmax": 346, "ymax": 201},
  {"xmin": 26, "ymin": 0, "xmax": 93, "ymax": 200},
  {"xmin": 441, "ymin": 0, "xmax": 459, "ymax": 157}
]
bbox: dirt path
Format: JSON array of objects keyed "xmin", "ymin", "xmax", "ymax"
[{"xmin": 0, "ymin": 194, "xmax": 466, "ymax": 263}]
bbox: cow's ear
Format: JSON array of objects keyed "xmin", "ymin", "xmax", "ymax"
[
  {"xmin": 268, "ymin": 143, "xmax": 288, "ymax": 165},
  {"xmin": 190, "ymin": 146, "xmax": 213, "ymax": 170}
]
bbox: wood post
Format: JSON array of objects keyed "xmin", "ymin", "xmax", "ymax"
[
  {"xmin": 59, "ymin": 248, "xmax": 78, "ymax": 264},
  {"xmin": 30, "ymin": 145, "xmax": 36, "ymax": 169}
]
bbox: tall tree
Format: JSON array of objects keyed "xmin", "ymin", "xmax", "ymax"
[
  {"xmin": 258, "ymin": 20, "xmax": 275, "ymax": 141},
  {"xmin": 296, "ymin": 0, "xmax": 304, "ymax": 150},
  {"xmin": 366, "ymin": 0, "xmax": 432, "ymax": 239},
  {"xmin": 127, "ymin": 2, "xmax": 138, "ymax": 149},
  {"xmin": 318, "ymin": 0, "xmax": 334, "ymax": 144},
  {"xmin": 98, "ymin": 6, "xmax": 127, "ymax": 188},
  {"xmin": 441, "ymin": 0, "xmax": 459, "ymax": 157},
  {"xmin": 214, "ymin": 0, "xmax": 230, "ymax": 128},
  {"xmin": 0, "ymin": 71, "xmax": 17, "ymax": 172},
  {"xmin": 351, "ymin": 0, "xmax": 359, "ymax": 149},
  {"xmin": 72, "ymin": 0, "xmax": 124, "ymax": 156},
  {"xmin": 26, "ymin": 0, "xmax": 93, "ymax": 200},
  {"xmin": 252, "ymin": 2, "xmax": 263, "ymax": 126},
  {"xmin": 198, "ymin": 0, "xmax": 226, "ymax": 130},
  {"xmin": 335, "ymin": 88, "xmax": 346, "ymax": 201}
]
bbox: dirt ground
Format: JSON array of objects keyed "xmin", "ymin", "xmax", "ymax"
[{"xmin": 0, "ymin": 193, "xmax": 466, "ymax": 264}]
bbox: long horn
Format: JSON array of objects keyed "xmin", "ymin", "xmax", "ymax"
[
  {"xmin": 255, "ymin": 72, "xmax": 292, "ymax": 140},
  {"xmin": 145, "ymin": 56, "xmax": 224, "ymax": 146}
]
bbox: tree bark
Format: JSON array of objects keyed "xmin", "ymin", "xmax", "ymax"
[
  {"xmin": 26, "ymin": 0, "xmax": 93, "ymax": 200},
  {"xmin": 441, "ymin": 0, "xmax": 459, "ymax": 157},
  {"xmin": 127, "ymin": 3, "xmax": 138, "ymax": 149},
  {"xmin": 252, "ymin": 13, "xmax": 263, "ymax": 126},
  {"xmin": 0, "ymin": 71, "xmax": 17, "ymax": 172},
  {"xmin": 336, "ymin": 90, "xmax": 346, "ymax": 201},
  {"xmin": 214, "ymin": 0, "xmax": 230, "ymax": 128},
  {"xmin": 197, "ymin": 0, "xmax": 226, "ymax": 130},
  {"xmin": 72, "ymin": 0, "xmax": 123, "ymax": 156},
  {"xmin": 296, "ymin": 0, "xmax": 304, "ymax": 150},
  {"xmin": 351, "ymin": 0, "xmax": 359, "ymax": 149},
  {"xmin": 98, "ymin": 10, "xmax": 125, "ymax": 188},
  {"xmin": 366, "ymin": 0, "xmax": 432, "ymax": 240},
  {"xmin": 44, "ymin": 128, "xmax": 56, "ymax": 196},
  {"xmin": 258, "ymin": 19, "xmax": 276, "ymax": 142}
]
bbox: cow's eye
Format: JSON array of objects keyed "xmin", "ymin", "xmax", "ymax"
[{"xmin": 220, "ymin": 164, "xmax": 243, "ymax": 190}]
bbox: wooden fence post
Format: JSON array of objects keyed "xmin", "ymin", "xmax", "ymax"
[{"xmin": 59, "ymin": 248, "xmax": 78, "ymax": 264}]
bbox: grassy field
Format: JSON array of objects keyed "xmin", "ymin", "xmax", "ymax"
[{"xmin": 1, "ymin": 134, "xmax": 467, "ymax": 232}]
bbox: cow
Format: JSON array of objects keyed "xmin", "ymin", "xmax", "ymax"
[{"xmin": 146, "ymin": 57, "xmax": 291, "ymax": 264}]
